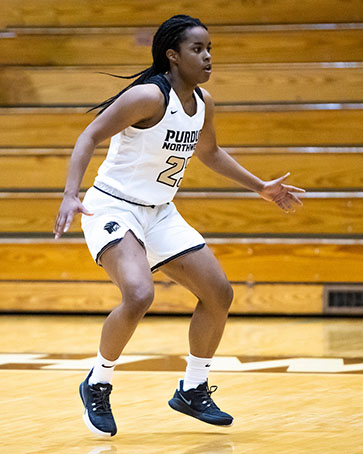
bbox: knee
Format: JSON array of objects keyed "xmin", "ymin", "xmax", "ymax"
[
  {"xmin": 221, "ymin": 281, "xmax": 234, "ymax": 310},
  {"xmin": 122, "ymin": 284, "xmax": 154, "ymax": 318},
  {"xmin": 210, "ymin": 279, "xmax": 234, "ymax": 312}
]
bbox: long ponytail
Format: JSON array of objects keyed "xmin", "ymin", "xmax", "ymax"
[{"xmin": 90, "ymin": 15, "xmax": 207, "ymax": 115}]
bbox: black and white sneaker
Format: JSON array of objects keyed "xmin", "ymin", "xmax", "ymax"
[
  {"xmin": 79, "ymin": 369, "xmax": 117, "ymax": 437},
  {"xmin": 168, "ymin": 379, "xmax": 233, "ymax": 426}
]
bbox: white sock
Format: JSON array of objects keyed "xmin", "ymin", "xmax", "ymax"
[
  {"xmin": 183, "ymin": 353, "xmax": 213, "ymax": 391},
  {"xmin": 89, "ymin": 351, "xmax": 118, "ymax": 385}
]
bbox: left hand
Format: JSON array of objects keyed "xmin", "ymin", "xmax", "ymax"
[{"xmin": 258, "ymin": 172, "xmax": 305, "ymax": 212}]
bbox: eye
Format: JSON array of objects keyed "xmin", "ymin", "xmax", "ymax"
[{"xmin": 194, "ymin": 46, "xmax": 201, "ymax": 53}]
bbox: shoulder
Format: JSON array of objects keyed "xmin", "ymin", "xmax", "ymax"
[
  {"xmin": 199, "ymin": 88, "xmax": 214, "ymax": 105},
  {"xmin": 110, "ymin": 83, "xmax": 165, "ymax": 121},
  {"xmin": 199, "ymin": 88, "xmax": 215, "ymax": 119},
  {"xmin": 123, "ymin": 83, "xmax": 165, "ymax": 106},
  {"xmin": 144, "ymin": 74, "xmax": 171, "ymax": 107},
  {"xmin": 86, "ymin": 82, "xmax": 166, "ymax": 138}
]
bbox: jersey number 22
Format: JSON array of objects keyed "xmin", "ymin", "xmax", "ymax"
[{"xmin": 157, "ymin": 156, "xmax": 191, "ymax": 188}]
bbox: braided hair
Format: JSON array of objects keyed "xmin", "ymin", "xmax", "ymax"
[{"xmin": 91, "ymin": 15, "xmax": 208, "ymax": 115}]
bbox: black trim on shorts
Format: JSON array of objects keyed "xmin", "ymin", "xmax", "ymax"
[
  {"xmin": 150, "ymin": 243, "xmax": 206, "ymax": 273},
  {"xmin": 95, "ymin": 230, "xmax": 146, "ymax": 265},
  {"xmin": 96, "ymin": 238, "xmax": 123, "ymax": 265},
  {"xmin": 93, "ymin": 185, "xmax": 156, "ymax": 208}
]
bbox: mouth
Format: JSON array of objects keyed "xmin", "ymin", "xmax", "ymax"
[{"xmin": 203, "ymin": 64, "xmax": 212, "ymax": 72}]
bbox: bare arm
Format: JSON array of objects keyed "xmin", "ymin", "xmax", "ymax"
[
  {"xmin": 195, "ymin": 90, "xmax": 305, "ymax": 211},
  {"xmin": 54, "ymin": 84, "xmax": 165, "ymax": 239}
]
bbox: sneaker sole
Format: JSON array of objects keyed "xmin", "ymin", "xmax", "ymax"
[
  {"xmin": 168, "ymin": 397, "xmax": 234, "ymax": 427},
  {"xmin": 79, "ymin": 382, "xmax": 115, "ymax": 437}
]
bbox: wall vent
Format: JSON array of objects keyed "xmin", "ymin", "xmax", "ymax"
[{"xmin": 323, "ymin": 285, "xmax": 363, "ymax": 315}]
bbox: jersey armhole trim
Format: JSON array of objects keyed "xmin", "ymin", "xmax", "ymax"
[
  {"xmin": 144, "ymin": 74, "xmax": 171, "ymax": 107},
  {"xmin": 195, "ymin": 86, "xmax": 204, "ymax": 101},
  {"xmin": 130, "ymin": 74, "xmax": 171, "ymax": 130}
]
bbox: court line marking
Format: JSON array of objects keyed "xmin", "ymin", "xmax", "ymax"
[{"xmin": 0, "ymin": 353, "xmax": 362, "ymax": 374}]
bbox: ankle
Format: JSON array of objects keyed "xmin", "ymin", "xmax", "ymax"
[
  {"xmin": 183, "ymin": 353, "xmax": 212, "ymax": 391},
  {"xmin": 89, "ymin": 350, "xmax": 118, "ymax": 385}
]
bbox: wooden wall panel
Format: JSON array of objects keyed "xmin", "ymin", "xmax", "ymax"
[
  {"xmin": 1, "ymin": 241, "xmax": 362, "ymax": 283},
  {"xmin": 1, "ymin": 108, "xmax": 363, "ymax": 147},
  {"xmin": 174, "ymin": 196, "xmax": 363, "ymax": 236},
  {"xmin": 2, "ymin": 64, "xmax": 363, "ymax": 105},
  {"xmin": 0, "ymin": 193, "xmax": 362, "ymax": 235},
  {"xmin": 1, "ymin": 0, "xmax": 363, "ymax": 27},
  {"xmin": 1, "ymin": 149, "xmax": 363, "ymax": 191},
  {"xmin": 1, "ymin": 0, "xmax": 362, "ymax": 317},
  {"xmin": 0, "ymin": 281, "xmax": 323, "ymax": 314},
  {"xmin": 183, "ymin": 152, "xmax": 363, "ymax": 191},
  {"xmin": 1, "ymin": 29, "xmax": 363, "ymax": 66},
  {"xmin": 213, "ymin": 108, "xmax": 363, "ymax": 147}
]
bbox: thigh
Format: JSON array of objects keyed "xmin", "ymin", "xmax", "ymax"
[
  {"xmin": 100, "ymin": 230, "xmax": 154, "ymax": 296},
  {"xmin": 81, "ymin": 186, "xmax": 146, "ymax": 265},
  {"xmin": 145, "ymin": 202, "xmax": 205, "ymax": 272},
  {"xmin": 161, "ymin": 243, "xmax": 232, "ymax": 303}
]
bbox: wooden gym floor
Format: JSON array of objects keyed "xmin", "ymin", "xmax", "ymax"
[{"xmin": 1, "ymin": 314, "xmax": 362, "ymax": 454}]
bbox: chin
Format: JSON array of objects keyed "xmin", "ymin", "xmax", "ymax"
[{"xmin": 198, "ymin": 72, "xmax": 211, "ymax": 85}]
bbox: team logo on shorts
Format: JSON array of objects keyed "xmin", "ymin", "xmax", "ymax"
[{"xmin": 104, "ymin": 221, "xmax": 121, "ymax": 234}]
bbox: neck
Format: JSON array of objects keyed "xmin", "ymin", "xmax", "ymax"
[{"xmin": 165, "ymin": 72, "xmax": 196, "ymax": 103}]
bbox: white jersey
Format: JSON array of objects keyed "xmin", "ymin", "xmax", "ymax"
[{"xmin": 94, "ymin": 74, "xmax": 205, "ymax": 206}]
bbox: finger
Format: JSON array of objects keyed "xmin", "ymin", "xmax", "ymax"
[
  {"xmin": 80, "ymin": 205, "xmax": 94, "ymax": 216},
  {"xmin": 54, "ymin": 214, "xmax": 66, "ymax": 239},
  {"xmin": 282, "ymin": 184, "xmax": 306, "ymax": 193},
  {"xmin": 63, "ymin": 214, "xmax": 74, "ymax": 233},
  {"xmin": 54, "ymin": 230, "xmax": 63, "ymax": 240},
  {"xmin": 282, "ymin": 200, "xmax": 293, "ymax": 212},
  {"xmin": 54, "ymin": 226, "xmax": 60, "ymax": 240},
  {"xmin": 54, "ymin": 224, "xmax": 65, "ymax": 239},
  {"xmin": 276, "ymin": 199, "xmax": 289, "ymax": 213},
  {"xmin": 53, "ymin": 216, "xmax": 59, "ymax": 235},
  {"xmin": 279, "ymin": 193, "xmax": 299, "ymax": 212},
  {"xmin": 274, "ymin": 172, "xmax": 291, "ymax": 184},
  {"xmin": 288, "ymin": 192, "xmax": 304, "ymax": 206},
  {"xmin": 279, "ymin": 193, "xmax": 301, "ymax": 211}
]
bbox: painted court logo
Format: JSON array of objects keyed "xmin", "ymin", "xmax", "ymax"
[{"xmin": 104, "ymin": 221, "xmax": 120, "ymax": 234}]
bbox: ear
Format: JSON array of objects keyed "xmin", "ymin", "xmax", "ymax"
[{"xmin": 166, "ymin": 49, "xmax": 178, "ymax": 66}]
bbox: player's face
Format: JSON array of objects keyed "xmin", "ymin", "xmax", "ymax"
[{"xmin": 174, "ymin": 26, "xmax": 212, "ymax": 85}]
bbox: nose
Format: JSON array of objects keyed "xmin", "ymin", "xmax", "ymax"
[{"xmin": 203, "ymin": 49, "xmax": 211, "ymax": 61}]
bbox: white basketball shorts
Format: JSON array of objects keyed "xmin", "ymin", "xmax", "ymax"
[{"xmin": 81, "ymin": 186, "xmax": 205, "ymax": 271}]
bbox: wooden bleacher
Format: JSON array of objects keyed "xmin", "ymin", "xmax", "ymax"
[
  {"xmin": 1, "ymin": 147, "xmax": 362, "ymax": 191},
  {"xmin": 1, "ymin": 1, "xmax": 362, "ymax": 315},
  {"xmin": 1, "ymin": 26, "xmax": 363, "ymax": 66},
  {"xmin": 2, "ymin": 63, "xmax": 363, "ymax": 105},
  {"xmin": 1, "ymin": 192, "xmax": 363, "ymax": 235},
  {"xmin": 1, "ymin": 0, "xmax": 363, "ymax": 27},
  {"xmin": 2, "ymin": 106, "xmax": 363, "ymax": 147},
  {"xmin": 0, "ymin": 240, "xmax": 362, "ymax": 314}
]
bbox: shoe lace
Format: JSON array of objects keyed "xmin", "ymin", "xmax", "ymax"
[
  {"xmin": 196, "ymin": 384, "xmax": 219, "ymax": 409},
  {"xmin": 90, "ymin": 384, "xmax": 112, "ymax": 414}
]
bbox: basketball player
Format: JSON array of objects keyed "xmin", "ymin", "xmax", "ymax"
[{"xmin": 54, "ymin": 15, "xmax": 304, "ymax": 436}]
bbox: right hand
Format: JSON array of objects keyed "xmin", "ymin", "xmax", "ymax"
[{"xmin": 54, "ymin": 195, "xmax": 93, "ymax": 240}]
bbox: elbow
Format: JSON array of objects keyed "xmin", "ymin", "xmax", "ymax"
[
  {"xmin": 196, "ymin": 147, "xmax": 220, "ymax": 168},
  {"xmin": 77, "ymin": 129, "xmax": 98, "ymax": 149},
  {"xmin": 70, "ymin": 130, "xmax": 98, "ymax": 162}
]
